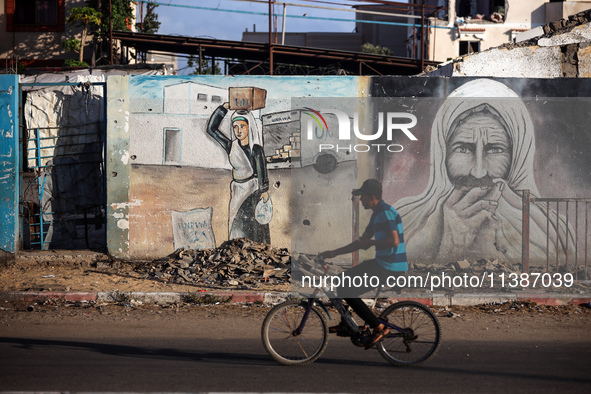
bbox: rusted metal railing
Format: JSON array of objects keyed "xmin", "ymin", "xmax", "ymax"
[{"xmin": 522, "ymin": 190, "xmax": 590, "ymax": 280}]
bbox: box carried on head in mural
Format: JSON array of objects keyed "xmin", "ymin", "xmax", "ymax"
[{"xmin": 229, "ymin": 87, "xmax": 267, "ymax": 110}]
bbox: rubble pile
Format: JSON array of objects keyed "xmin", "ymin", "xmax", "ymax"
[
  {"xmin": 414, "ymin": 257, "xmax": 589, "ymax": 280},
  {"xmin": 290, "ymin": 252, "xmax": 345, "ymax": 281},
  {"xmin": 137, "ymin": 238, "xmax": 291, "ymax": 288},
  {"xmin": 412, "ymin": 258, "xmax": 591, "ymax": 294}
]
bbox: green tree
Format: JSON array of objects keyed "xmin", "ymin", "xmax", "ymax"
[
  {"xmin": 135, "ymin": 1, "xmax": 161, "ymax": 63},
  {"xmin": 87, "ymin": 0, "xmax": 135, "ymax": 64},
  {"xmin": 137, "ymin": 2, "xmax": 161, "ymax": 34},
  {"xmin": 187, "ymin": 55, "xmax": 222, "ymax": 75},
  {"xmin": 64, "ymin": 6, "xmax": 101, "ymax": 66},
  {"xmin": 361, "ymin": 42, "xmax": 393, "ymax": 56}
]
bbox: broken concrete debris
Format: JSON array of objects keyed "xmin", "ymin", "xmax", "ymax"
[
  {"xmin": 137, "ymin": 238, "xmax": 291, "ymax": 289},
  {"xmin": 134, "ymin": 241, "xmax": 589, "ymax": 294}
]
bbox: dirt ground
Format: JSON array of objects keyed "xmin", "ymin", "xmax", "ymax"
[
  {"xmin": 1, "ymin": 298, "xmax": 590, "ymax": 345},
  {"xmin": 0, "ymin": 254, "xmax": 289, "ymax": 293},
  {"xmin": 2, "ymin": 251, "xmax": 591, "ymax": 340}
]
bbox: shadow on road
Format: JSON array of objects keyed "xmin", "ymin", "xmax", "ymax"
[{"xmin": 2, "ymin": 335, "xmax": 591, "ymax": 389}]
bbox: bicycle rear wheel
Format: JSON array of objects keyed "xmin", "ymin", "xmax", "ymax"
[
  {"xmin": 261, "ymin": 300, "xmax": 328, "ymax": 366},
  {"xmin": 377, "ymin": 301, "xmax": 441, "ymax": 366}
]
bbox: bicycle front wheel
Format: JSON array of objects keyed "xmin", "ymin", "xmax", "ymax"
[
  {"xmin": 377, "ymin": 301, "xmax": 441, "ymax": 366},
  {"xmin": 261, "ymin": 300, "xmax": 328, "ymax": 366}
]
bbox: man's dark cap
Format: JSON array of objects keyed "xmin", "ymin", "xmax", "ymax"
[{"xmin": 352, "ymin": 179, "xmax": 382, "ymax": 196}]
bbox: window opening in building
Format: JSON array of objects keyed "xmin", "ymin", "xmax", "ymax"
[
  {"xmin": 459, "ymin": 40, "xmax": 480, "ymax": 55},
  {"xmin": 197, "ymin": 93, "xmax": 207, "ymax": 101},
  {"xmin": 490, "ymin": 0, "xmax": 505, "ymax": 15},
  {"xmin": 14, "ymin": 0, "xmax": 58, "ymax": 25}
]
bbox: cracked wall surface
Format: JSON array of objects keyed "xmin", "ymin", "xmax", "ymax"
[{"xmin": 429, "ymin": 9, "xmax": 591, "ymax": 78}]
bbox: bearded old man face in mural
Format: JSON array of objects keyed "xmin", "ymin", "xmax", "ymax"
[
  {"xmin": 396, "ymin": 79, "xmax": 573, "ymax": 263},
  {"xmin": 446, "ymin": 108, "xmax": 512, "ymax": 188}
]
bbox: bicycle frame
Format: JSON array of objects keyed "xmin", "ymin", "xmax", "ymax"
[
  {"xmin": 262, "ymin": 265, "xmax": 442, "ymax": 366},
  {"xmin": 295, "ymin": 286, "xmax": 407, "ymax": 338}
]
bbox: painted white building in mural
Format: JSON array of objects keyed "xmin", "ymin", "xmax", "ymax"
[{"xmin": 131, "ymin": 81, "xmax": 233, "ymax": 169}]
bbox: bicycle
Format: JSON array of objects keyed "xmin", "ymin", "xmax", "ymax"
[{"xmin": 261, "ymin": 257, "xmax": 441, "ymax": 366}]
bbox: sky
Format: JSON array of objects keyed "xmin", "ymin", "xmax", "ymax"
[
  {"xmin": 136, "ymin": 0, "xmax": 362, "ymax": 73},
  {"xmin": 150, "ymin": 0, "xmax": 358, "ymax": 39}
]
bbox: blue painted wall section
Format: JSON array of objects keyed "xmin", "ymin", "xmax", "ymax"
[{"xmin": 0, "ymin": 75, "xmax": 19, "ymax": 254}]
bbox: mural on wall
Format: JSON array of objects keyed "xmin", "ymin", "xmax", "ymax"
[
  {"xmin": 206, "ymin": 87, "xmax": 272, "ymax": 244},
  {"xmin": 172, "ymin": 207, "xmax": 216, "ymax": 250},
  {"xmin": 388, "ymin": 79, "xmax": 584, "ymax": 263},
  {"xmin": 103, "ymin": 75, "xmax": 591, "ymax": 264},
  {"xmin": 117, "ymin": 75, "xmax": 361, "ymax": 258}
]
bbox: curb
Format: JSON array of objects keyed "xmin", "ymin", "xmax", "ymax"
[{"xmin": 1, "ymin": 291, "xmax": 590, "ymax": 307}]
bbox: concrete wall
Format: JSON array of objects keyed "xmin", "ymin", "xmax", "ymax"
[
  {"xmin": 104, "ymin": 74, "xmax": 591, "ymax": 270},
  {"xmin": 371, "ymin": 77, "xmax": 591, "ymax": 266},
  {"xmin": 429, "ymin": 11, "xmax": 591, "ymax": 77},
  {"xmin": 0, "ymin": 75, "xmax": 19, "ymax": 257},
  {"xmin": 546, "ymin": 2, "xmax": 591, "ymax": 24},
  {"xmin": 106, "ymin": 75, "xmax": 368, "ymax": 260}
]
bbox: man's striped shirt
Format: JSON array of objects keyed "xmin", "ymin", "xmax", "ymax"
[{"xmin": 365, "ymin": 200, "xmax": 408, "ymax": 271}]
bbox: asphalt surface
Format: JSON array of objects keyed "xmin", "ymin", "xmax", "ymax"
[{"xmin": 1, "ymin": 303, "xmax": 590, "ymax": 393}]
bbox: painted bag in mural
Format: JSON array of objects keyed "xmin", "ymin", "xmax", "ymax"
[
  {"xmin": 255, "ymin": 197, "xmax": 273, "ymax": 225},
  {"xmin": 172, "ymin": 207, "xmax": 216, "ymax": 250}
]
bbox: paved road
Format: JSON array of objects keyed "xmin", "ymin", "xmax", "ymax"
[
  {"xmin": 1, "ymin": 306, "xmax": 590, "ymax": 393},
  {"xmin": 1, "ymin": 335, "xmax": 589, "ymax": 393}
]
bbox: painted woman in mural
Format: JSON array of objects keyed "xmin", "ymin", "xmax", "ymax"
[
  {"xmin": 396, "ymin": 79, "xmax": 574, "ymax": 263},
  {"xmin": 206, "ymin": 102, "xmax": 271, "ymax": 244}
]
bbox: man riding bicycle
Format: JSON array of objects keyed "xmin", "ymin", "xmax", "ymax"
[{"xmin": 318, "ymin": 178, "xmax": 408, "ymax": 348}]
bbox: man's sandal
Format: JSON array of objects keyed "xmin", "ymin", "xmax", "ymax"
[{"xmin": 365, "ymin": 326, "xmax": 390, "ymax": 349}]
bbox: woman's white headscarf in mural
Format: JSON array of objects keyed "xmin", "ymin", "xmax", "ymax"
[
  {"xmin": 228, "ymin": 110, "xmax": 263, "ymax": 181},
  {"xmin": 231, "ymin": 110, "xmax": 262, "ymax": 147},
  {"xmin": 396, "ymin": 79, "xmax": 572, "ymax": 262},
  {"xmin": 227, "ymin": 109, "xmax": 265, "ymax": 239}
]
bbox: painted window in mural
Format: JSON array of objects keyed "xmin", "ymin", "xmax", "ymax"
[{"xmin": 163, "ymin": 128, "xmax": 181, "ymax": 165}]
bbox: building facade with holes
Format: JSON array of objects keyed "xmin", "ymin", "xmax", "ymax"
[{"xmin": 409, "ymin": 0, "xmax": 591, "ymax": 62}]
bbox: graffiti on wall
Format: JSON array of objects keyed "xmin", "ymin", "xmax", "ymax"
[
  {"xmin": 390, "ymin": 79, "xmax": 582, "ymax": 263},
  {"xmin": 172, "ymin": 207, "xmax": 216, "ymax": 250}
]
